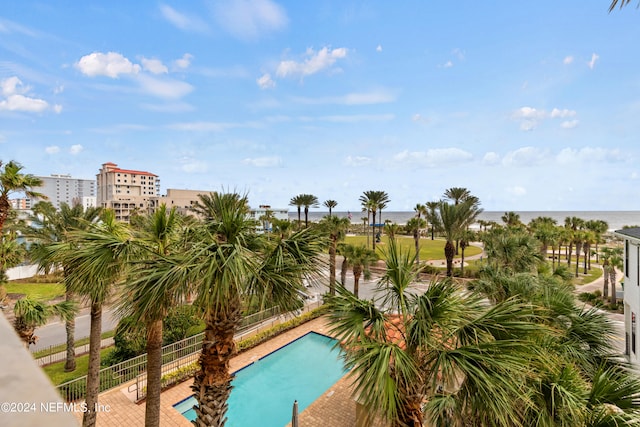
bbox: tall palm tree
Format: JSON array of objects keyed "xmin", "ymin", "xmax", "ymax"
[
  {"xmin": 425, "ymin": 201, "xmax": 440, "ymax": 240},
  {"xmin": 600, "ymin": 247, "xmax": 614, "ymax": 300},
  {"xmin": 443, "ymin": 187, "xmax": 472, "ymax": 205},
  {"xmin": 585, "ymin": 219, "xmax": 608, "ymax": 265},
  {"xmin": 119, "ymin": 205, "xmax": 183, "ymax": 427},
  {"xmin": 51, "ymin": 210, "xmax": 135, "ymax": 427},
  {"xmin": 289, "ymin": 194, "xmax": 305, "ymax": 229},
  {"xmin": 27, "ymin": 201, "xmax": 102, "ymax": 372},
  {"xmin": 359, "ymin": 191, "xmax": 390, "ymax": 250},
  {"xmin": 319, "ymin": 215, "xmax": 351, "ymax": 295},
  {"xmin": 323, "ymin": 199, "xmax": 338, "ymax": 217},
  {"xmin": 574, "ymin": 230, "xmax": 586, "ymax": 278},
  {"xmin": 0, "ymin": 160, "xmax": 45, "ymax": 236},
  {"xmin": 605, "ymin": 247, "xmax": 623, "ymax": 305},
  {"xmin": 438, "ymin": 199, "xmax": 482, "ymax": 277},
  {"xmin": 405, "ymin": 217, "xmax": 426, "ymax": 266},
  {"xmin": 290, "ymin": 193, "xmax": 318, "ymax": 228},
  {"xmin": 339, "ymin": 243, "xmax": 378, "ymax": 298},
  {"xmin": 143, "ymin": 192, "xmax": 325, "ymax": 426},
  {"xmin": 13, "ymin": 297, "xmax": 76, "ymax": 347},
  {"xmin": 564, "ymin": 216, "xmax": 584, "ymax": 267},
  {"xmin": 459, "ymin": 228, "xmax": 476, "ymax": 277},
  {"xmin": 327, "ymin": 239, "xmax": 545, "ymax": 427},
  {"xmin": 443, "ymin": 188, "xmax": 479, "ymax": 254}
]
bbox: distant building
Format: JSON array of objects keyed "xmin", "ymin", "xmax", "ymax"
[
  {"xmin": 96, "ymin": 162, "xmax": 160, "ymax": 222},
  {"xmin": 248, "ymin": 205, "xmax": 289, "ymax": 233},
  {"xmin": 31, "ymin": 174, "xmax": 96, "ymax": 210},
  {"xmin": 9, "ymin": 198, "xmax": 31, "ymax": 210},
  {"xmin": 614, "ymin": 227, "xmax": 640, "ymax": 366},
  {"xmin": 155, "ymin": 189, "xmax": 212, "ymax": 217}
]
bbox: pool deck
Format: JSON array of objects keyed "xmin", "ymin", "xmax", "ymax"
[{"xmin": 80, "ymin": 316, "xmax": 367, "ymax": 427}]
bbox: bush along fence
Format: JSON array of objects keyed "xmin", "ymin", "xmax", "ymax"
[{"xmin": 56, "ymin": 301, "xmax": 323, "ymax": 402}]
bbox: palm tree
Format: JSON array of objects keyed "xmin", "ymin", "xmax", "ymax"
[
  {"xmin": 564, "ymin": 216, "xmax": 584, "ymax": 267},
  {"xmin": 574, "ymin": 230, "xmax": 585, "ymax": 278},
  {"xmin": 290, "ymin": 193, "xmax": 318, "ymax": 228},
  {"xmin": 0, "ymin": 160, "xmax": 45, "ymax": 236},
  {"xmin": 0, "ymin": 230, "xmax": 26, "ymax": 302},
  {"xmin": 52, "ymin": 210, "xmax": 134, "ymax": 427},
  {"xmin": 443, "ymin": 187, "xmax": 472, "ymax": 205},
  {"xmin": 438, "ymin": 199, "xmax": 482, "ymax": 277},
  {"xmin": 119, "ymin": 205, "xmax": 183, "ymax": 427},
  {"xmin": 609, "ymin": 0, "xmax": 636, "ymax": 11},
  {"xmin": 143, "ymin": 192, "xmax": 325, "ymax": 426},
  {"xmin": 405, "ymin": 217, "xmax": 426, "ymax": 267},
  {"xmin": 600, "ymin": 247, "xmax": 614, "ymax": 300},
  {"xmin": 289, "ymin": 194, "xmax": 305, "ymax": 229},
  {"xmin": 359, "ymin": 191, "xmax": 390, "ymax": 250},
  {"xmin": 319, "ymin": 215, "xmax": 350, "ymax": 295},
  {"xmin": 339, "ymin": 243, "xmax": 378, "ymax": 298},
  {"xmin": 327, "ymin": 239, "xmax": 545, "ymax": 427},
  {"xmin": 323, "ymin": 199, "xmax": 338, "ymax": 217},
  {"xmin": 425, "ymin": 201, "xmax": 440, "ymax": 240},
  {"xmin": 27, "ymin": 201, "xmax": 102, "ymax": 372},
  {"xmin": 585, "ymin": 219, "xmax": 608, "ymax": 265},
  {"xmin": 501, "ymin": 211, "xmax": 522, "ymax": 228},
  {"xmin": 605, "ymin": 247, "xmax": 623, "ymax": 305},
  {"xmin": 482, "ymin": 228, "xmax": 544, "ymax": 274},
  {"xmin": 13, "ymin": 297, "xmax": 76, "ymax": 347}
]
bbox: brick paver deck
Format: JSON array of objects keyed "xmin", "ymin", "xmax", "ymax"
[{"xmin": 80, "ymin": 316, "xmax": 363, "ymax": 427}]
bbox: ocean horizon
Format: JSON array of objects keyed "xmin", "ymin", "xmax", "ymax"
[{"xmin": 289, "ymin": 211, "xmax": 640, "ymax": 232}]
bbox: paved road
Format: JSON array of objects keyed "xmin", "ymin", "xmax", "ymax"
[{"xmin": 31, "ymin": 306, "xmax": 119, "ymax": 352}]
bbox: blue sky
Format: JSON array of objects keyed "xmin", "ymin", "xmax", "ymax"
[{"xmin": 1, "ymin": 1, "xmax": 638, "ymax": 212}]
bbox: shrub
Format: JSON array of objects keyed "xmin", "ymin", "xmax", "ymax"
[{"xmin": 594, "ymin": 290, "xmax": 602, "ymax": 298}]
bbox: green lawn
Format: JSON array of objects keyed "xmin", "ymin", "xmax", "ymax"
[
  {"xmin": 343, "ymin": 235, "xmax": 482, "ymax": 261},
  {"xmin": 43, "ymin": 347, "xmax": 115, "ymax": 385},
  {"xmin": 5, "ymin": 282, "xmax": 65, "ymax": 300},
  {"xmin": 572, "ymin": 264, "xmax": 604, "ymax": 286}
]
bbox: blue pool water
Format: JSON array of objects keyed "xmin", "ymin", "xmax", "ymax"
[{"xmin": 173, "ymin": 332, "xmax": 347, "ymax": 426}]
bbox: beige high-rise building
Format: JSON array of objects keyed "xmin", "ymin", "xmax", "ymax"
[
  {"xmin": 156, "ymin": 188, "xmax": 212, "ymax": 217},
  {"xmin": 96, "ymin": 162, "xmax": 160, "ymax": 222}
]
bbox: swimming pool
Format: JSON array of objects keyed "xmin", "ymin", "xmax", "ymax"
[{"xmin": 173, "ymin": 332, "xmax": 347, "ymax": 426}]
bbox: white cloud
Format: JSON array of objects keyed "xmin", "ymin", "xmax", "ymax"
[
  {"xmin": 393, "ymin": 148, "xmax": 473, "ymax": 166},
  {"xmin": 483, "ymin": 152, "xmax": 500, "ymax": 165},
  {"xmin": 69, "ymin": 144, "xmax": 83, "ymax": 155},
  {"xmin": 411, "ymin": 113, "xmax": 431, "ymax": 124},
  {"xmin": 173, "ymin": 53, "xmax": 193, "ymax": 69},
  {"xmin": 563, "ymin": 56, "xmax": 574, "ymax": 65},
  {"xmin": 317, "ymin": 114, "xmax": 394, "ymax": 123},
  {"xmin": 442, "ymin": 60, "xmax": 453, "ymax": 68},
  {"xmin": 136, "ymin": 74, "xmax": 193, "ymax": 99},
  {"xmin": 76, "ymin": 52, "xmax": 140, "ymax": 78},
  {"xmin": 506, "ymin": 186, "xmax": 527, "ymax": 196},
  {"xmin": 292, "ymin": 89, "xmax": 395, "ymax": 105},
  {"xmin": 0, "ymin": 76, "xmax": 54, "ymax": 113},
  {"xmin": 276, "ymin": 47, "xmax": 348, "ymax": 79},
  {"xmin": 257, "ymin": 73, "xmax": 276, "ymax": 89},
  {"xmin": 561, "ymin": 120, "xmax": 579, "ymax": 129},
  {"xmin": 344, "ymin": 156, "xmax": 371, "ymax": 166},
  {"xmin": 588, "ymin": 53, "xmax": 599, "ymax": 70},
  {"xmin": 556, "ymin": 147, "xmax": 623, "ymax": 164},
  {"xmin": 512, "ymin": 106, "xmax": 546, "ymax": 120},
  {"xmin": 141, "ymin": 57, "xmax": 168, "ymax": 74},
  {"xmin": 45, "ymin": 146, "xmax": 60, "ymax": 154},
  {"xmin": 180, "ymin": 158, "xmax": 208, "ymax": 173},
  {"xmin": 53, "ymin": 104, "xmax": 63, "ymax": 114},
  {"xmin": 168, "ymin": 121, "xmax": 234, "ymax": 131},
  {"xmin": 502, "ymin": 147, "xmax": 548, "ymax": 167},
  {"xmin": 159, "ymin": 4, "xmax": 208, "ymax": 33},
  {"xmin": 550, "ymin": 108, "xmax": 577, "ymax": 118},
  {"xmin": 53, "ymin": 84, "xmax": 64, "ymax": 94},
  {"xmin": 212, "ymin": 0, "xmax": 288, "ymax": 40},
  {"xmin": 512, "ymin": 106, "xmax": 578, "ymax": 131},
  {"xmin": 376, "ymin": 45, "xmax": 382, "ymax": 52},
  {"xmin": 242, "ymin": 156, "xmax": 283, "ymax": 167}
]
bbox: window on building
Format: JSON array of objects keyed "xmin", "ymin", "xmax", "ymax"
[
  {"xmin": 626, "ymin": 240, "xmax": 630, "ymax": 277},
  {"xmin": 633, "ymin": 312, "xmax": 637, "ymax": 354}
]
